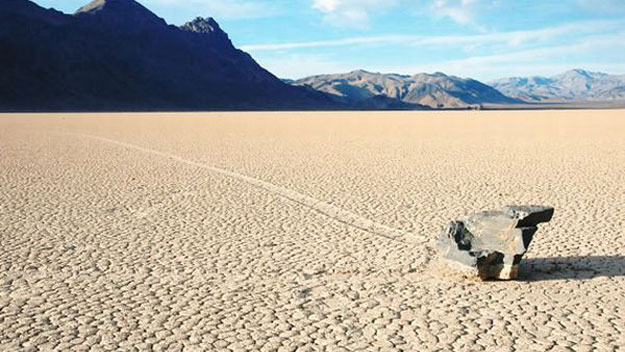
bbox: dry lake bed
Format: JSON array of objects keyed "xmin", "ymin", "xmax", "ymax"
[{"xmin": 1, "ymin": 110, "xmax": 624, "ymax": 351}]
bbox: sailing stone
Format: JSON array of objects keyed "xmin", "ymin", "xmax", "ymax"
[{"xmin": 438, "ymin": 206, "xmax": 554, "ymax": 280}]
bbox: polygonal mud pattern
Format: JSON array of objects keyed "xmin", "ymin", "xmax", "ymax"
[{"xmin": 1, "ymin": 111, "xmax": 625, "ymax": 351}]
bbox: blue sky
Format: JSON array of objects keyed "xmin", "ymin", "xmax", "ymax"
[{"xmin": 33, "ymin": 0, "xmax": 625, "ymax": 80}]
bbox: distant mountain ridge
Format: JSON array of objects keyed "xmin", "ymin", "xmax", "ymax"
[
  {"xmin": 0, "ymin": 0, "xmax": 338, "ymax": 111},
  {"xmin": 490, "ymin": 69, "xmax": 625, "ymax": 102},
  {"xmin": 292, "ymin": 70, "xmax": 520, "ymax": 109}
]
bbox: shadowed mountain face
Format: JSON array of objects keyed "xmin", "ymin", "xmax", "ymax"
[
  {"xmin": 0, "ymin": 0, "xmax": 338, "ymax": 111},
  {"xmin": 293, "ymin": 70, "xmax": 520, "ymax": 108},
  {"xmin": 490, "ymin": 69, "xmax": 625, "ymax": 102}
]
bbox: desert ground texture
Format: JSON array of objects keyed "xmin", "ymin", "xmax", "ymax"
[{"xmin": 1, "ymin": 110, "xmax": 624, "ymax": 351}]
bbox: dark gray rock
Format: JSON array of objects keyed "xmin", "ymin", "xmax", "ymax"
[
  {"xmin": 504, "ymin": 205, "xmax": 555, "ymax": 227},
  {"xmin": 438, "ymin": 206, "xmax": 554, "ymax": 280}
]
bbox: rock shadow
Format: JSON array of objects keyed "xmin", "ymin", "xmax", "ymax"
[{"xmin": 519, "ymin": 256, "xmax": 625, "ymax": 281}]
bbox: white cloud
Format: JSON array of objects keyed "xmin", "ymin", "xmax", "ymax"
[
  {"xmin": 577, "ymin": 0, "xmax": 625, "ymax": 14},
  {"xmin": 374, "ymin": 32, "xmax": 625, "ymax": 80},
  {"xmin": 430, "ymin": 0, "xmax": 477, "ymax": 24},
  {"xmin": 242, "ymin": 36, "xmax": 408, "ymax": 51},
  {"xmin": 253, "ymin": 53, "xmax": 356, "ymax": 79},
  {"xmin": 311, "ymin": 0, "xmax": 398, "ymax": 29},
  {"xmin": 308, "ymin": 0, "xmax": 510, "ymax": 29},
  {"xmin": 246, "ymin": 23, "xmax": 625, "ymax": 81},
  {"xmin": 312, "ymin": 0, "xmax": 340, "ymax": 12},
  {"xmin": 241, "ymin": 21, "xmax": 617, "ymax": 51},
  {"xmin": 429, "ymin": 0, "xmax": 499, "ymax": 26}
]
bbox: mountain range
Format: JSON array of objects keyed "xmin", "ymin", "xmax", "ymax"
[
  {"xmin": 1, "ymin": 0, "xmax": 624, "ymax": 111},
  {"xmin": 292, "ymin": 70, "xmax": 520, "ymax": 109},
  {"xmin": 490, "ymin": 69, "xmax": 625, "ymax": 102},
  {"xmin": 0, "ymin": 0, "xmax": 337, "ymax": 111}
]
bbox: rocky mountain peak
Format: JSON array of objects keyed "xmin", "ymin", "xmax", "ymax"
[
  {"xmin": 350, "ymin": 69, "xmax": 373, "ymax": 75},
  {"xmin": 293, "ymin": 70, "xmax": 517, "ymax": 108},
  {"xmin": 569, "ymin": 68, "xmax": 594, "ymax": 77},
  {"xmin": 76, "ymin": 0, "xmax": 148, "ymax": 15},
  {"xmin": 491, "ymin": 69, "xmax": 625, "ymax": 102},
  {"xmin": 557, "ymin": 69, "xmax": 606, "ymax": 81},
  {"xmin": 74, "ymin": 0, "xmax": 166, "ymax": 28},
  {"xmin": 181, "ymin": 17, "xmax": 222, "ymax": 34},
  {"xmin": 180, "ymin": 16, "xmax": 232, "ymax": 48}
]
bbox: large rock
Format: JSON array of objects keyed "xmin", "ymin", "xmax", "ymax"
[{"xmin": 438, "ymin": 206, "xmax": 554, "ymax": 280}]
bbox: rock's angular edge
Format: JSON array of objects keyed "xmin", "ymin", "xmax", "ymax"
[
  {"xmin": 438, "ymin": 205, "xmax": 554, "ymax": 280},
  {"xmin": 504, "ymin": 205, "xmax": 555, "ymax": 227}
]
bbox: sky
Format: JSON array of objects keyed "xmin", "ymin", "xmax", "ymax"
[{"xmin": 32, "ymin": 0, "xmax": 625, "ymax": 81}]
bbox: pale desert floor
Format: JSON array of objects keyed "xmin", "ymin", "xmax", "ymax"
[{"xmin": 1, "ymin": 110, "xmax": 624, "ymax": 351}]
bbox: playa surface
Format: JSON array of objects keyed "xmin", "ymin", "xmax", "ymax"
[{"xmin": 1, "ymin": 110, "xmax": 624, "ymax": 351}]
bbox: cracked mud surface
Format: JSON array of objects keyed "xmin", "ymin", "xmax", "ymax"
[{"xmin": 1, "ymin": 110, "xmax": 625, "ymax": 351}]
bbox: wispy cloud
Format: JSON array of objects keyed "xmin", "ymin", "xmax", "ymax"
[
  {"xmin": 577, "ymin": 0, "xmax": 625, "ymax": 14},
  {"xmin": 371, "ymin": 32, "xmax": 625, "ymax": 80},
  {"xmin": 430, "ymin": 0, "xmax": 489, "ymax": 25},
  {"xmin": 309, "ymin": 0, "xmax": 499, "ymax": 29},
  {"xmin": 254, "ymin": 53, "xmax": 356, "ymax": 79},
  {"xmin": 248, "ymin": 20, "xmax": 625, "ymax": 80},
  {"xmin": 446, "ymin": 33, "xmax": 625, "ymax": 66},
  {"xmin": 241, "ymin": 21, "xmax": 618, "ymax": 51},
  {"xmin": 311, "ymin": 0, "xmax": 398, "ymax": 29}
]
